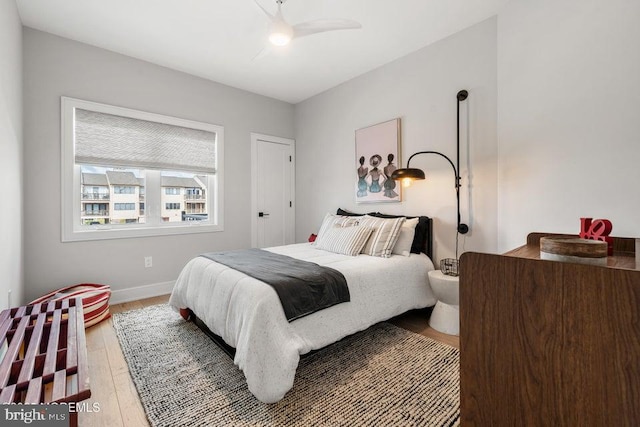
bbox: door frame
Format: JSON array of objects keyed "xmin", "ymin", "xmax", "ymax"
[{"xmin": 250, "ymin": 133, "xmax": 296, "ymax": 248}]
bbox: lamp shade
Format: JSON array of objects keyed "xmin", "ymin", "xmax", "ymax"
[{"xmin": 390, "ymin": 168, "xmax": 425, "ymax": 181}]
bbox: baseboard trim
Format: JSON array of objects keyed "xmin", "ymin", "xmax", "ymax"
[{"xmin": 110, "ymin": 281, "xmax": 175, "ymax": 305}]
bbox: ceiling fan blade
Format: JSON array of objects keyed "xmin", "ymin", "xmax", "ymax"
[
  {"xmin": 253, "ymin": 0, "xmax": 274, "ymax": 19},
  {"xmin": 292, "ymin": 19, "xmax": 362, "ymax": 39},
  {"xmin": 252, "ymin": 45, "xmax": 272, "ymax": 61}
]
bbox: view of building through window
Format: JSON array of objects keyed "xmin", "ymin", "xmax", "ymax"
[
  {"xmin": 160, "ymin": 171, "xmax": 208, "ymax": 222},
  {"xmin": 80, "ymin": 166, "xmax": 208, "ymax": 225}
]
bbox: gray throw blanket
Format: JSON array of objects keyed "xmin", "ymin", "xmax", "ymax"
[{"xmin": 200, "ymin": 248, "xmax": 350, "ymax": 321}]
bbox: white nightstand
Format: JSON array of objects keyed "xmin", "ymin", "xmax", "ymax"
[{"xmin": 427, "ymin": 270, "xmax": 460, "ymax": 336}]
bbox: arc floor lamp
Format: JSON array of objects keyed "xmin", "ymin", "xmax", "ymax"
[{"xmin": 391, "ymin": 89, "xmax": 469, "ymax": 235}]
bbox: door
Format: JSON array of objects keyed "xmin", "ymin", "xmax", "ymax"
[{"xmin": 251, "ymin": 133, "xmax": 295, "ymax": 248}]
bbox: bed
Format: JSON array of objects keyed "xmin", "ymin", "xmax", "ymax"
[{"xmin": 169, "ymin": 211, "xmax": 437, "ymax": 403}]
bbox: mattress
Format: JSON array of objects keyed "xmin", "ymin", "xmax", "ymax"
[{"xmin": 169, "ymin": 242, "xmax": 436, "ymax": 403}]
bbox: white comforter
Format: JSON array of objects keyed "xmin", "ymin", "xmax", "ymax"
[{"xmin": 169, "ymin": 243, "xmax": 436, "ymax": 403}]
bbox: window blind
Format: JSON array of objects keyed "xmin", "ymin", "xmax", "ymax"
[{"xmin": 75, "ymin": 109, "xmax": 217, "ymax": 174}]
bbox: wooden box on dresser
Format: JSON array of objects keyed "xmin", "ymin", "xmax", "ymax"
[{"xmin": 459, "ymin": 232, "xmax": 640, "ymax": 426}]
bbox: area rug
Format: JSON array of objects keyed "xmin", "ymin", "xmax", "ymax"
[{"xmin": 113, "ymin": 304, "xmax": 460, "ymax": 426}]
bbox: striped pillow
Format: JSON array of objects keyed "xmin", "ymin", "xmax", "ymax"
[
  {"xmin": 355, "ymin": 215, "xmax": 406, "ymax": 258},
  {"xmin": 315, "ymin": 225, "xmax": 373, "ymax": 256},
  {"xmin": 314, "ymin": 213, "xmax": 359, "ymax": 247}
]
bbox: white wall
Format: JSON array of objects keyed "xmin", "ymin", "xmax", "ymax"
[
  {"xmin": 0, "ymin": 1, "xmax": 23, "ymax": 309},
  {"xmin": 23, "ymin": 29, "xmax": 294, "ymax": 303},
  {"xmin": 295, "ymin": 18, "xmax": 498, "ymax": 264},
  {"xmin": 497, "ymin": 0, "xmax": 640, "ymax": 251},
  {"xmin": 19, "ymin": 0, "xmax": 639, "ymax": 303}
]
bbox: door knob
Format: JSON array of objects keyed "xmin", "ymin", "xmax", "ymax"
[{"xmin": 258, "ymin": 212, "xmax": 270, "ymax": 217}]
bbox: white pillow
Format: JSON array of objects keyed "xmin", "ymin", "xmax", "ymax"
[
  {"xmin": 392, "ymin": 217, "xmax": 419, "ymax": 256},
  {"xmin": 315, "ymin": 225, "xmax": 373, "ymax": 256},
  {"xmin": 314, "ymin": 213, "xmax": 359, "ymax": 246},
  {"xmin": 353, "ymin": 215, "xmax": 405, "ymax": 258}
]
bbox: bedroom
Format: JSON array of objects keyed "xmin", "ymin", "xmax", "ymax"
[{"xmin": 1, "ymin": 0, "xmax": 638, "ymax": 425}]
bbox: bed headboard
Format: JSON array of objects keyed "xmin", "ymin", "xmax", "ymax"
[
  {"xmin": 417, "ymin": 216, "xmax": 433, "ymax": 259},
  {"xmin": 336, "ymin": 209, "xmax": 434, "ymax": 260}
]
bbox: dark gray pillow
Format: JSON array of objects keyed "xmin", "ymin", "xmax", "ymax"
[{"xmin": 336, "ymin": 208, "xmax": 367, "ymax": 217}]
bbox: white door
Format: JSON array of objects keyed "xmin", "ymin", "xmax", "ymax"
[{"xmin": 251, "ymin": 133, "xmax": 295, "ymax": 248}]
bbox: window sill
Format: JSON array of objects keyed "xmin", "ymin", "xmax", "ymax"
[{"xmin": 62, "ymin": 222, "xmax": 224, "ymax": 242}]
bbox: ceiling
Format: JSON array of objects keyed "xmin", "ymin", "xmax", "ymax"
[{"xmin": 16, "ymin": 0, "xmax": 509, "ymax": 104}]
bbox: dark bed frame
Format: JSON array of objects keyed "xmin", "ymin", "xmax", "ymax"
[
  {"xmin": 179, "ymin": 214, "xmax": 434, "ymax": 359},
  {"xmin": 186, "ymin": 309, "xmax": 237, "ymax": 358}
]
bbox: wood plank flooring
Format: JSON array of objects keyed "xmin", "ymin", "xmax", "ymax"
[{"xmin": 79, "ymin": 295, "xmax": 459, "ymax": 426}]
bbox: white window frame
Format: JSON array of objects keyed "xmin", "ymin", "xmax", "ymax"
[{"xmin": 61, "ymin": 97, "xmax": 224, "ymax": 242}]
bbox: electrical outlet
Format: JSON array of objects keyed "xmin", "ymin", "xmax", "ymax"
[{"xmin": 144, "ymin": 256, "xmax": 153, "ymax": 268}]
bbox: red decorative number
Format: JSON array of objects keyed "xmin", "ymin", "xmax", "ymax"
[{"xmin": 580, "ymin": 217, "xmax": 613, "ymax": 255}]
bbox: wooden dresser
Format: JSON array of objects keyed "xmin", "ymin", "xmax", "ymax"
[{"xmin": 459, "ymin": 233, "xmax": 640, "ymax": 426}]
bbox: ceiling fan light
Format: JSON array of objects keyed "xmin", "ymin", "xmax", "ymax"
[
  {"xmin": 269, "ymin": 31, "xmax": 292, "ymax": 46},
  {"xmin": 269, "ymin": 20, "xmax": 293, "ymax": 46}
]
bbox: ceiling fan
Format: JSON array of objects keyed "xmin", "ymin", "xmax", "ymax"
[{"xmin": 254, "ymin": 0, "xmax": 362, "ymax": 53}]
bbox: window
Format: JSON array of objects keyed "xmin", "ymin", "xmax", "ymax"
[
  {"xmin": 115, "ymin": 203, "xmax": 136, "ymax": 210},
  {"xmin": 62, "ymin": 97, "xmax": 224, "ymax": 241},
  {"xmin": 83, "ymin": 204, "xmax": 108, "ymax": 215},
  {"xmin": 114, "ymin": 186, "xmax": 135, "ymax": 194}
]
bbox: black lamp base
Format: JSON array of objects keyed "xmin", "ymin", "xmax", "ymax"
[{"xmin": 458, "ymin": 223, "xmax": 469, "ymax": 234}]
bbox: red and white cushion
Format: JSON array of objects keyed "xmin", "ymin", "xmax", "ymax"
[{"xmin": 30, "ymin": 283, "xmax": 111, "ymax": 328}]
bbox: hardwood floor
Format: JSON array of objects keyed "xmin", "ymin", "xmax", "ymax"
[
  {"xmin": 389, "ymin": 307, "xmax": 460, "ymax": 350},
  {"xmin": 79, "ymin": 295, "xmax": 459, "ymax": 426}
]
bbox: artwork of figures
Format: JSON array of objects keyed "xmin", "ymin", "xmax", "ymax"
[{"xmin": 354, "ymin": 118, "xmax": 401, "ymax": 203}]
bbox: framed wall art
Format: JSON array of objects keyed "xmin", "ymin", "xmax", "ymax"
[{"xmin": 354, "ymin": 118, "xmax": 401, "ymax": 203}]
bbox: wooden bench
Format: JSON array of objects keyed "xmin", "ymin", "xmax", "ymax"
[{"xmin": 0, "ymin": 297, "xmax": 91, "ymax": 427}]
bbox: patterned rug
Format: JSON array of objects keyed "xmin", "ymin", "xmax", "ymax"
[{"xmin": 113, "ymin": 304, "xmax": 460, "ymax": 426}]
